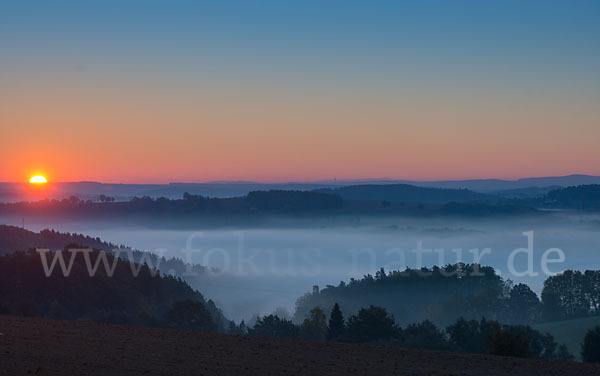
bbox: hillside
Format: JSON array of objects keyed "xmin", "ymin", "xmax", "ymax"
[
  {"xmin": 0, "ymin": 224, "xmax": 211, "ymax": 276},
  {"xmin": 0, "ymin": 224, "xmax": 213, "ymax": 282},
  {"xmin": 1, "ymin": 316, "xmax": 598, "ymax": 376},
  {"xmin": 295, "ymin": 265, "xmax": 534, "ymax": 327},
  {"xmin": 0, "ymin": 247, "xmax": 230, "ymax": 331},
  {"xmin": 0, "ymin": 224, "xmax": 121, "ymax": 255}
]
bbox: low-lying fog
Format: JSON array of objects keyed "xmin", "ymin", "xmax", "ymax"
[{"xmin": 4, "ymin": 213, "xmax": 599, "ymax": 322}]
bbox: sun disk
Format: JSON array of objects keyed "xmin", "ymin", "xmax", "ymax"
[{"xmin": 29, "ymin": 175, "xmax": 48, "ymax": 184}]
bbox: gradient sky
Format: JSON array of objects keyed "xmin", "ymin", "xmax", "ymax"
[{"xmin": 1, "ymin": 0, "xmax": 599, "ymax": 183}]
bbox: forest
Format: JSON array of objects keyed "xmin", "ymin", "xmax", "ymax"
[
  {"xmin": 0, "ymin": 248, "xmax": 231, "ymax": 332},
  {"xmin": 0, "ymin": 248, "xmax": 585, "ymax": 361},
  {"xmin": 294, "ymin": 265, "xmax": 600, "ymax": 326},
  {"xmin": 2, "ymin": 225, "xmax": 600, "ymax": 362},
  {"xmin": 240, "ymin": 304, "xmax": 576, "ymax": 361}
]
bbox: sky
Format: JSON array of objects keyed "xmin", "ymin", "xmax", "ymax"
[{"xmin": 1, "ymin": 0, "xmax": 599, "ymax": 183}]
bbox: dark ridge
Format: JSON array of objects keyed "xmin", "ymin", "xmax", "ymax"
[{"xmin": 315, "ymin": 184, "xmax": 490, "ymax": 204}]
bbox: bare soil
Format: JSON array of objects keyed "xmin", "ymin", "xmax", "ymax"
[{"xmin": 1, "ymin": 316, "xmax": 598, "ymax": 375}]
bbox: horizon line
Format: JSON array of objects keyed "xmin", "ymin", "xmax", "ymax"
[{"xmin": 2, "ymin": 173, "xmax": 599, "ymax": 185}]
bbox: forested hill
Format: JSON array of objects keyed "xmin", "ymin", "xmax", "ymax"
[
  {"xmin": 542, "ymin": 184, "xmax": 600, "ymax": 210},
  {"xmin": 0, "ymin": 224, "xmax": 121, "ymax": 255},
  {"xmin": 0, "ymin": 225, "xmax": 232, "ymax": 330},
  {"xmin": 295, "ymin": 265, "xmax": 512, "ymax": 327},
  {"xmin": 499, "ymin": 184, "xmax": 600, "ymax": 210},
  {"xmin": 0, "ymin": 246, "xmax": 231, "ymax": 332},
  {"xmin": 315, "ymin": 184, "xmax": 490, "ymax": 204},
  {"xmin": 294, "ymin": 265, "xmax": 600, "ymax": 327},
  {"xmin": 0, "ymin": 225, "xmax": 213, "ymax": 294}
]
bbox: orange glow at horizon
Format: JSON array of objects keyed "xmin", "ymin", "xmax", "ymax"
[{"xmin": 2, "ymin": 80, "xmax": 599, "ymax": 184}]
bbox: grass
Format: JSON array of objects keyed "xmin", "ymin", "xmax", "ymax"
[{"xmin": 533, "ymin": 315, "xmax": 600, "ymax": 360}]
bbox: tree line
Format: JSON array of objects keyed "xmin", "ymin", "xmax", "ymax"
[
  {"xmin": 504, "ymin": 184, "xmax": 600, "ymax": 210},
  {"xmin": 0, "ymin": 190, "xmax": 344, "ymax": 218},
  {"xmin": 294, "ymin": 265, "xmax": 600, "ymax": 327},
  {"xmin": 230, "ymin": 303, "xmax": 577, "ymax": 361},
  {"xmin": 0, "ymin": 190, "xmax": 547, "ymax": 220}
]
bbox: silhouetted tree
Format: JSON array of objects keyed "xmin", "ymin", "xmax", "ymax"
[
  {"xmin": 248, "ymin": 315, "xmax": 299, "ymax": 339},
  {"xmin": 506, "ymin": 283, "xmax": 542, "ymax": 323},
  {"xmin": 346, "ymin": 305, "xmax": 397, "ymax": 343},
  {"xmin": 399, "ymin": 320, "xmax": 450, "ymax": 350},
  {"xmin": 299, "ymin": 307, "xmax": 327, "ymax": 340},
  {"xmin": 584, "ymin": 270, "xmax": 600, "ymax": 313},
  {"xmin": 228, "ymin": 320, "xmax": 247, "ymax": 335},
  {"xmin": 581, "ymin": 326, "xmax": 600, "ymax": 363},
  {"xmin": 556, "ymin": 344, "xmax": 575, "ymax": 361},
  {"xmin": 446, "ymin": 317, "xmax": 497, "ymax": 354},
  {"xmin": 542, "ymin": 270, "xmax": 592, "ymax": 320},
  {"xmin": 327, "ymin": 303, "xmax": 345, "ymax": 340},
  {"xmin": 487, "ymin": 328, "xmax": 529, "ymax": 358},
  {"xmin": 446, "ymin": 317, "xmax": 570, "ymax": 360}
]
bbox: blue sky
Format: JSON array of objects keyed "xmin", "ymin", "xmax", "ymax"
[
  {"xmin": 1, "ymin": 1, "xmax": 599, "ymax": 182},
  {"xmin": 3, "ymin": 0, "xmax": 598, "ymax": 89}
]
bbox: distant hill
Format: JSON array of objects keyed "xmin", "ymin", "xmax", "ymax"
[
  {"xmin": 543, "ymin": 184, "xmax": 600, "ymax": 210},
  {"xmin": 506, "ymin": 184, "xmax": 600, "ymax": 210},
  {"xmin": 391, "ymin": 174, "xmax": 600, "ymax": 192},
  {"xmin": 490, "ymin": 186, "xmax": 561, "ymax": 199},
  {"xmin": 2, "ymin": 174, "xmax": 599, "ymax": 202},
  {"xmin": 315, "ymin": 184, "xmax": 489, "ymax": 204},
  {"xmin": 0, "ymin": 189, "xmax": 540, "ymax": 221},
  {"xmin": 439, "ymin": 202, "xmax": 538, "ymax": 216},
  {"xmin": 245, "ymin": 190, "xmax": 343, "ymax": 211}
]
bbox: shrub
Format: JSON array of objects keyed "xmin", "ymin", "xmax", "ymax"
[
  {"xmin": 162, "ymin": 300, "xmax": 217, "ymax": 332},
  {"xmin": 346, "ymin": 305, "xmax": 397, "ymax": 343},
  {"xmin": 487, "ymin": 328, "xmax": 529, "ymax": 358},
  {"xmin": 581, "ymin": 326, "xmax": 600, "ymax": 363}
]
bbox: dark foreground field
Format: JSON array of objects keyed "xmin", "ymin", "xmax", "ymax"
[{"xmin": 1, "ymin": 316, "xmax": 598, "ymax": 376}]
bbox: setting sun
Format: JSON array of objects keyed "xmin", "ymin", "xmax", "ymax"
[{"xmin": 29, "ymin": 175, "xmax": 48, "ymax": 184}]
